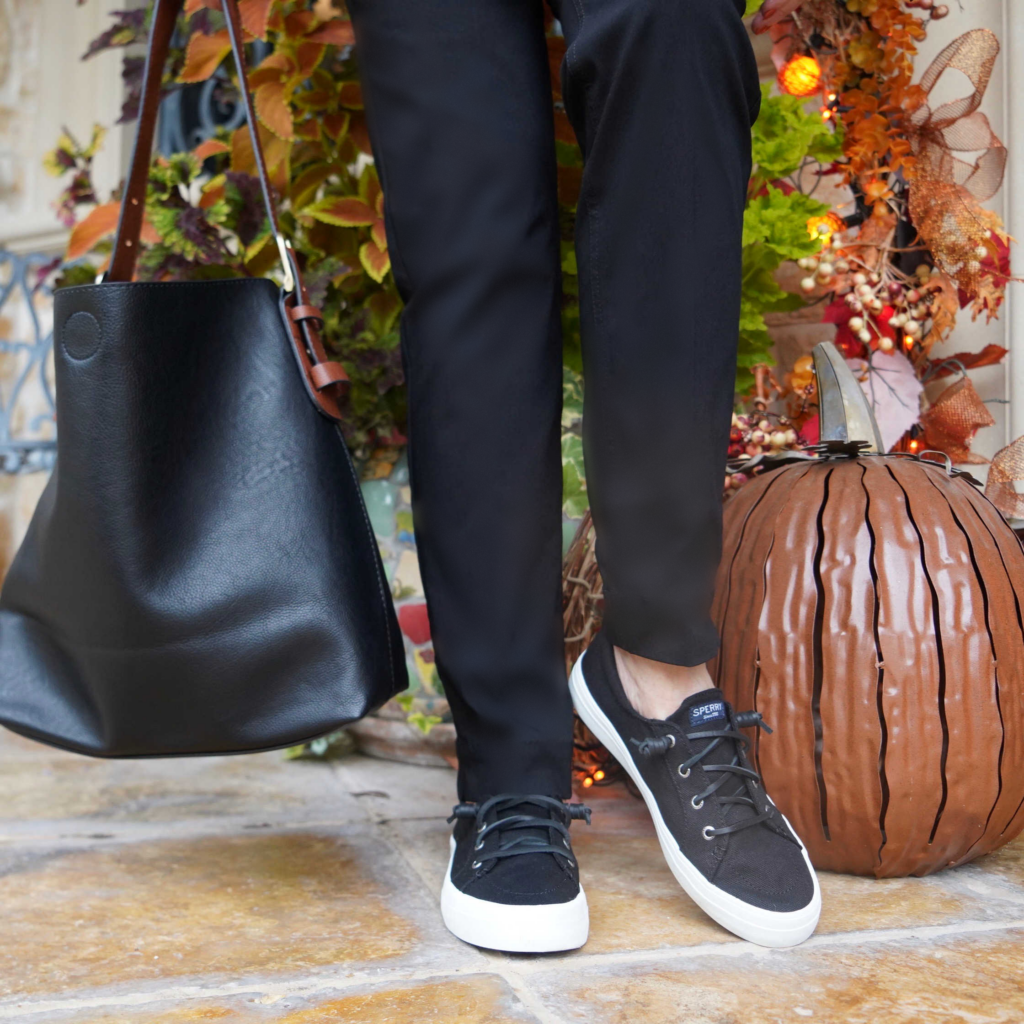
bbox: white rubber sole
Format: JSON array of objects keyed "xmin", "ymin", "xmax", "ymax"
[
  {"xmin": 439, "ymin": 838, "xmax": 590, "ymax": 952},
  {"xmin": 569, "ymin": 652, "xmax": 821, "ymax": 948}
]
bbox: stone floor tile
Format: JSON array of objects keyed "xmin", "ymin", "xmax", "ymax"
[
  {"xmin": 0, "ymin": 827, "xmax": 482, "ymax": 1003},
  {"xmin": 332, "ymin": 755, "xmax": 457, "ymax": 821},
  {"xmin": 523, "ymin": 930, "xmax": 1024, "ymax": 1024},
  {"xmin": 37, "ymin": 974, "xmax": 542, "ymax": 1024},
  {"xmin": 386, "ymin": 783, "xmax": 1021, "ymax": 957},
  {"xmin": 971, "ymin": 833, "xmax": 1024, "ymax": 885},
  {"xmin": 382, "ymin": 817, "xmax": 452, "ymax": 901},
  {"xmin": 0, "ymin": 730, "xmax": 365, "ymax": 828}
]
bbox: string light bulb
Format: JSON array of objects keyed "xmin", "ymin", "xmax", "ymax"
[
  {"xmin": 779, "ymin": 55, "xmax": 823, "ymax": 98},
  {"xmin": 806, "ymin": 211, "xmax": 846, "ymax": 244}
]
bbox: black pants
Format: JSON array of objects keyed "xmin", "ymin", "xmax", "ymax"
[{"xmin": 347, "ymin": 0, "xmax": 761, "ymax": 801}]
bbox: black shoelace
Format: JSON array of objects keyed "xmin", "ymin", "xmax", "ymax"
[
  {"xmin": 448, "ymin": 794, "xmax": 592, "ymax": 871},
  {"xmin": 631, "ymin": 711, "xmax": 787, "ymax": 840}
]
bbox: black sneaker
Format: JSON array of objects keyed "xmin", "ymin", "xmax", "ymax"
[
  {"xmin": 569, "ymin": 632, "xmax": 820, "ymax": 947},
  {"xmin": 440, "ymin": 794, "xmax": 591, "ymax": 952}
]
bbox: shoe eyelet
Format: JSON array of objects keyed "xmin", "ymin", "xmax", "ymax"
[
  {"xmin": 474, "ymin": 840, "xmax": 483, "ymax": 851},
  {"xmin": 477, "ymin": 824, "xmax": 486, "ymax": 834},
  {"xmin": 567, "ymin": 859, "xmax": 575, "ymax": 868},
  {"xmin": 665, "ymin": 734, "xmax": 676, "ymax": 748},
  {"xmin": 691, "ymin": 796, "xmax": 704, "ymax": 810},
  {"xmin": 563, "ymin": 839, "xmax": 570, "ymax": 849},
  {"xmin": 702, "ymin": 825, "xmax": 715, "ymax": 841},
  {"xmin": 471, "ymin": 860, "xmax": 482, "ymax": 870},
  {"xmin": 678, "ymin": 766, "xmax": 691, "ymax": 779}
]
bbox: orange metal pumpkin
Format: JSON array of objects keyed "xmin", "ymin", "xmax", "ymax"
[{"xmin": 711, "ymin": 449, "xmax": 1024, "ymax": 876}]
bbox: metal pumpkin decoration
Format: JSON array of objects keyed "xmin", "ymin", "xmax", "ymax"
[{"xmin": 711, "ymin": 343, "xmax": 1024, "ymax": 877}]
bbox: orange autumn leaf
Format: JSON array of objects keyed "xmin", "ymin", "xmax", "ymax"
[
  {"xmin": 360, "ymin": 240, "xmax": 391, "ymax": 282},
  {"xmin": 184, "ymin": 0, "xmax": 220, "ymax": 13},
  {"xmin": 66, "ymin": 201, "xmax": 121, "ymax": 261},
  {"xmin": 307, "ymin": 196, "xmax": 377, "ymax": 226},
  {"xmin": 179, "ymin": 30, "xmax": 232, "ymax": 83},
  {"xmin": 371, "ymin": 219, "xmax": 387, "ymax": 249},
  {"xmin": 305, "ymin": 18, "xmax": 355, "ymax": 47},
  {"xmin": 255, "ymin": 81, "xmax": 294, "ymax": 140}
]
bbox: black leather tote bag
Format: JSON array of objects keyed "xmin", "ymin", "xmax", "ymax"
[{"xmin": 0, "ymin": 0, "xmax": 406, "ymax": 756}]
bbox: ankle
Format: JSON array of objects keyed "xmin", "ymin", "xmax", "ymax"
[{"xmin": 613, "ymin": 646, "xmax": 714, "ymax": 721}]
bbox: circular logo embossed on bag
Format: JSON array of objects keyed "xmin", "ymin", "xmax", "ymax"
[{"xmin": 62, "ymin": 311, "xmax": 102, "ymax": 361}]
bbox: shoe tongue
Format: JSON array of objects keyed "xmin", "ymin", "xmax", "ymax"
[
  {"xmin": 669, "ymin": 690, "xmax": 760, "ymax": 830},
  {"xmin": 668, "ymin": 688, "xmax": 730, "ymax": 730},
  {"xmin": 494, "ymin": 798, "xmax": 558, "ymax": 853}
]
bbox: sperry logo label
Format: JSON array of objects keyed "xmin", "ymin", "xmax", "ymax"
[{"xmin": 688, "ymin": 700, "xmax": 726, "ymax": 726}]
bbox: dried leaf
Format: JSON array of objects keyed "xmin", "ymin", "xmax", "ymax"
[
  {"xmin": 66, "ymin": 201, "xmax": 120, "ymax": 261},
  {"xmin": 929, "ymin": 343, "xmax": 1008, "ymax": 379},
  {"xmin": 848, "ymin": 351, "xmax": 924, "ymax": 453}
]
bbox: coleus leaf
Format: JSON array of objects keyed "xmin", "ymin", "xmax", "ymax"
[
  {"xmin": 66, "ymin": 201, "xmax": 120, "ymax": 261},
  {"xmin": 307, "ymin": 196, "xmax": 377, "ymax": 226},
  {"xmin": 284, "ymin": 9, "xmax": 317, "ymax": 36},
  {"xmin": 178, "ymin": 29, "xmax": 231, "ymax": 84},
  {"xmin": 255, "ymin": 81, "xmax": 294, "ymax": 140},
  {"xmin": 338, "ymin": 81, "xmax": 364, "ymax": 110},
  {"xmin": 360, "ymin": 240, "xmax": 391, "ymax": 282},
  {"xmin": 321, "ymin": 112, "xmax": 350, "ymax": 141},
  {"xmin": 291, "ymin": 162, "xmax": 334, "ymax": 208},
  {"xmin": 238, "ymin": 0, "xmax": 274, "ymax": 39},
  {"xmin": 295, "ymin": 42, "xmax": 326, "ymax": 79},
  {"xmin": 193, "ymin": 138, "xmax": 230, "ymax": 162},
  {"xmin": 305, "ymin": 18, "xmax": 356, "ymax": 46}
]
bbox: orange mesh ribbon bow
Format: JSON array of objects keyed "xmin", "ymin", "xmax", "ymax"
[{"xmin": 907, "ymin": 29, "xmax": 1006, "ymax": 297}]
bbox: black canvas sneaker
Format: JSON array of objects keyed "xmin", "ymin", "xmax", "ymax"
[
  {"xmin": 569, "ymin": 632, "xmax": 820, "ymax": 947},
  {"xmin": 440, "ymin": 793, "xmax": 591, "ymax": 952}
]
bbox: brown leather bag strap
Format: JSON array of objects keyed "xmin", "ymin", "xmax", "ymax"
[{"xmin": 108, "ymin": 0, "xmax": 294, "ymax": 289}]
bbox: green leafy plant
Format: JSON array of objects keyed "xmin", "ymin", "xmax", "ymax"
[{"xmin": 737, "ymin": 85, "xmax": 844, "ymax": 392}]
